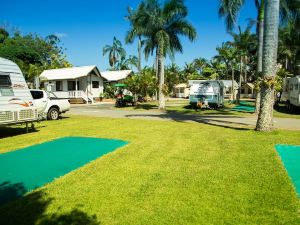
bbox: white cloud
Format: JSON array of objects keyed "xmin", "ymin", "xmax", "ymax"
[{"xmin": 54, "ymin": 33, "xmax": 68, "ymax": 38}]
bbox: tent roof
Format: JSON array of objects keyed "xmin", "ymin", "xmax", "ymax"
[
  {"xmin": 101, "ymin": 70, "xmax": 132, "ymax": 82},
  {"xmin": 39, "ymin": 66, "xmax": 101, "ymax": 81}
]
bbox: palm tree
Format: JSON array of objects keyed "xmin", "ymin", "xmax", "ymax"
[
  {"xmin": 229, "ymin": 26, "xmax": 256, "ymax": 103},
  {"xmin": 128, "ymin": 0, "xmax": 197, "ymax": 109},
  {"xmin": 215, "ymin": 42, "xmax": 238, "ymax": 100},
  {"xmin": 116, "ymin": 55, "xmax": 139, "ymax": 70},
  {"xmin": 193, "ymin": 57, "xmax": 209, "ymax": 74},
  {"xmin": 125, "ymin": 7, "xmax": 145, "ymax": 72},
  {"xmin": 256, "ymin": 0, "xmax": 280, "ymax": 131},
  {"xmin": 102, "ymin": 37, "xmax": 126, "ymax": 70}
]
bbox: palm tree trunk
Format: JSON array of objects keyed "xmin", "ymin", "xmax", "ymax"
[
  {"xmin": 255, "ymin": 1, "xmax": 264, "ymax": 113},
  {"xmin": 138, "ymin": 36, "xmax": 142, "ymax": 72},
  {"xmin": 256, "ymin": 0, "xmax": 280, "ymax": 131},
  {"xmin": 237, "ymin": 57, "xmax": 242, "ymax": 104},
  {"xmin": 231, "ymin": 66, "xmax": 235, "ymax": 101},
  {"xmin": 157, "ymin": 43, "xmax": 165, "ymax": 110}
]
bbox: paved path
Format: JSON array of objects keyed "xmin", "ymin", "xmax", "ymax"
[{"xmin": 66, "ymin": 103, "xmax": 300, "ymax": 130}]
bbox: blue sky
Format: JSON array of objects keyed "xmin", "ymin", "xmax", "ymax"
[{"xmin": 1, "ymin": 0, "xmax": 257, "ymax": 70}]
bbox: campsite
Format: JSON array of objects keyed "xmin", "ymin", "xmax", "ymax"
[{"xmin": 1, "ymin": 0, "xmax": 300, "ymax": 224}]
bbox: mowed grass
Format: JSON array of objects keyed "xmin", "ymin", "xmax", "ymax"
[
  {"xmin": 0, "ymin": 116, "xmax": 300, "ymax": 225},
  {"xmin": 123, "ymin": 100, "xmax": 300, "ymax": 119}
]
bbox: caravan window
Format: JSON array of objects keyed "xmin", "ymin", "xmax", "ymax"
[{"xmin": 0, "ymin": 74, "xmax": 14, "ymax": 96}]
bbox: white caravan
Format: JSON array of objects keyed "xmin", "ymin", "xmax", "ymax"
[
  {"xmin": 189, "ymin": 80, "xmax": 224, "ymax": 108},
  {"xmin": 282, "ymin": 75, "xmax": 300, "ymax": 110},
  {"xmin": 0, "ymin": 57, "xmax": 38, "ymax": 129}
]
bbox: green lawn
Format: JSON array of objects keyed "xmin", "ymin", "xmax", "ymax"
[
  {"xmin": 120, "ymin": 100, "xmax": 300, "ymax": 119},
  {"xmin": 0, "ymin": 116, "xmax": 300, "ymax": 225}
]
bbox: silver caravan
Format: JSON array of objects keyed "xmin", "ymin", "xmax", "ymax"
[
  {"xmin": 282, "ymin": 75, "xmax": 300, "ymax": 110},
  {"xmin": 189, "ymin": 80, "xmax": 224, "ymax": 108},
  {"xmin": 0, "ymin": 57, "xmax": 38, "ymax": 128}
]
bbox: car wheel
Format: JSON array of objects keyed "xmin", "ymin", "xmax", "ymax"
[{"xmin": 47, "ymin": 108, "xmax": 59, "ymax": 120}]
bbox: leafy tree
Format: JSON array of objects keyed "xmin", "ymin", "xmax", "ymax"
[
  {"xmin": 103, "ymin": 36, "xmax": 126, "ymax": 69},
  {"xmin": 0, "ymin": 28, "xmax": 71, "ymax": 82},
  {"xmin": 124, "ymin": 67, "xmax": 157, "ymax": 99}
]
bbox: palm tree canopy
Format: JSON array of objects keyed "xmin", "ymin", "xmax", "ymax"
[
  {"xmin": 102, "ymin": 36, "xmax": 126, "ymax": 68},
  {"xmin": 219, "ymin": 0, "xmax": 296, "ymax": 31},
  {"xmin": 130, "ymin": 0, "xmax": 197, "ymax": 60}
]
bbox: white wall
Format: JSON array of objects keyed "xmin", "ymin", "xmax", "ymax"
[{"xmin": 43, "ymin": 74, "xmax": 103, "ymax": 98}]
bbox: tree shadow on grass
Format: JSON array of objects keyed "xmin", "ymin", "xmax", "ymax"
[
  {"xmin": 125, "ymin": 112, "xmax": 253, "ymax": 131},
  {"xmin": 0, "ymin": 182, "xmax": 100, "ymax": 225},
  {"xmin": 134, "ymin": 103, "xmax": 158, "ymax": 110}
]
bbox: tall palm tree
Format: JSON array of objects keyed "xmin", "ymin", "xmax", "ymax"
[
  {"xmin": 130, "ymin": 0, "xmax": 196, "ymax": 109},
  {"xmin": 256, "ymin": 0, "xmax": 280, "ymax": 131},
  {"xmin": 229, "ymin": 26, "xmax": 256, "ymax": 103},
  {"xmin": 215, "ymin": 42, "xmax": 238, "ymax": 100},
  {"xmin": 125, "ymin": 7, "xmax": 144, "ymax": 72},
  {"xmin": 102, "ymin": 37, "xmax": 126, "ymax": 70},
  {"xmin": 193, "ymin": 57, "xmax": 209, "ymax": 74}
]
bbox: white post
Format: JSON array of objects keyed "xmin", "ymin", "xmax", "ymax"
[{"xmin": 75, "ymin": 79, "xmax": 78, "ymax": 98}]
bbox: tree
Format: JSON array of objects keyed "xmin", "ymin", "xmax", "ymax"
[
  {"xmin": 215, "ymin": 42, "xmax": 238, "ymax": 100},
  {"xmin": 256, "ymin": 0, "xmax": 280, "ymax": 131},
  {"xmin": 128, "ymin": 0, "xmax": 197, "ymax": 109},
  {"xmin": 116, "ymin": 55, "xmax": 139, "ymax": 70},
  {"xmin": 102, "ymin": 36, "xmax": 126, "ymax": 69},
  {"xmin": 229, "ymin": 26, "xmax": 257, "ymax": 103},
  {"xmin": 193, "ymin": 57, "xmax": 209, "ymax": 75},
  {"xmin": 125, "ymin": 7, "xmax": 145, "ymax": 72},
  {"xmin": 0, "ymin": 30, "xmax": 71, "ymax": 81},
  {"xmin": 124, "ymin": 67, "xmax": 157, "ymax": 98}
]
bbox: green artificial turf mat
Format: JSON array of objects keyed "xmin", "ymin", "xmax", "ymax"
[
  {"xmin": 0, "ymin": 137, "xmax": 128, "ymax": 205},
  {"xmin": 276, "ymin": 145, "xmax": 300, "ymax": 196},
  {"xmin": 231, "ymin": 105, "xmax": 255, "ymax": 112}
]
